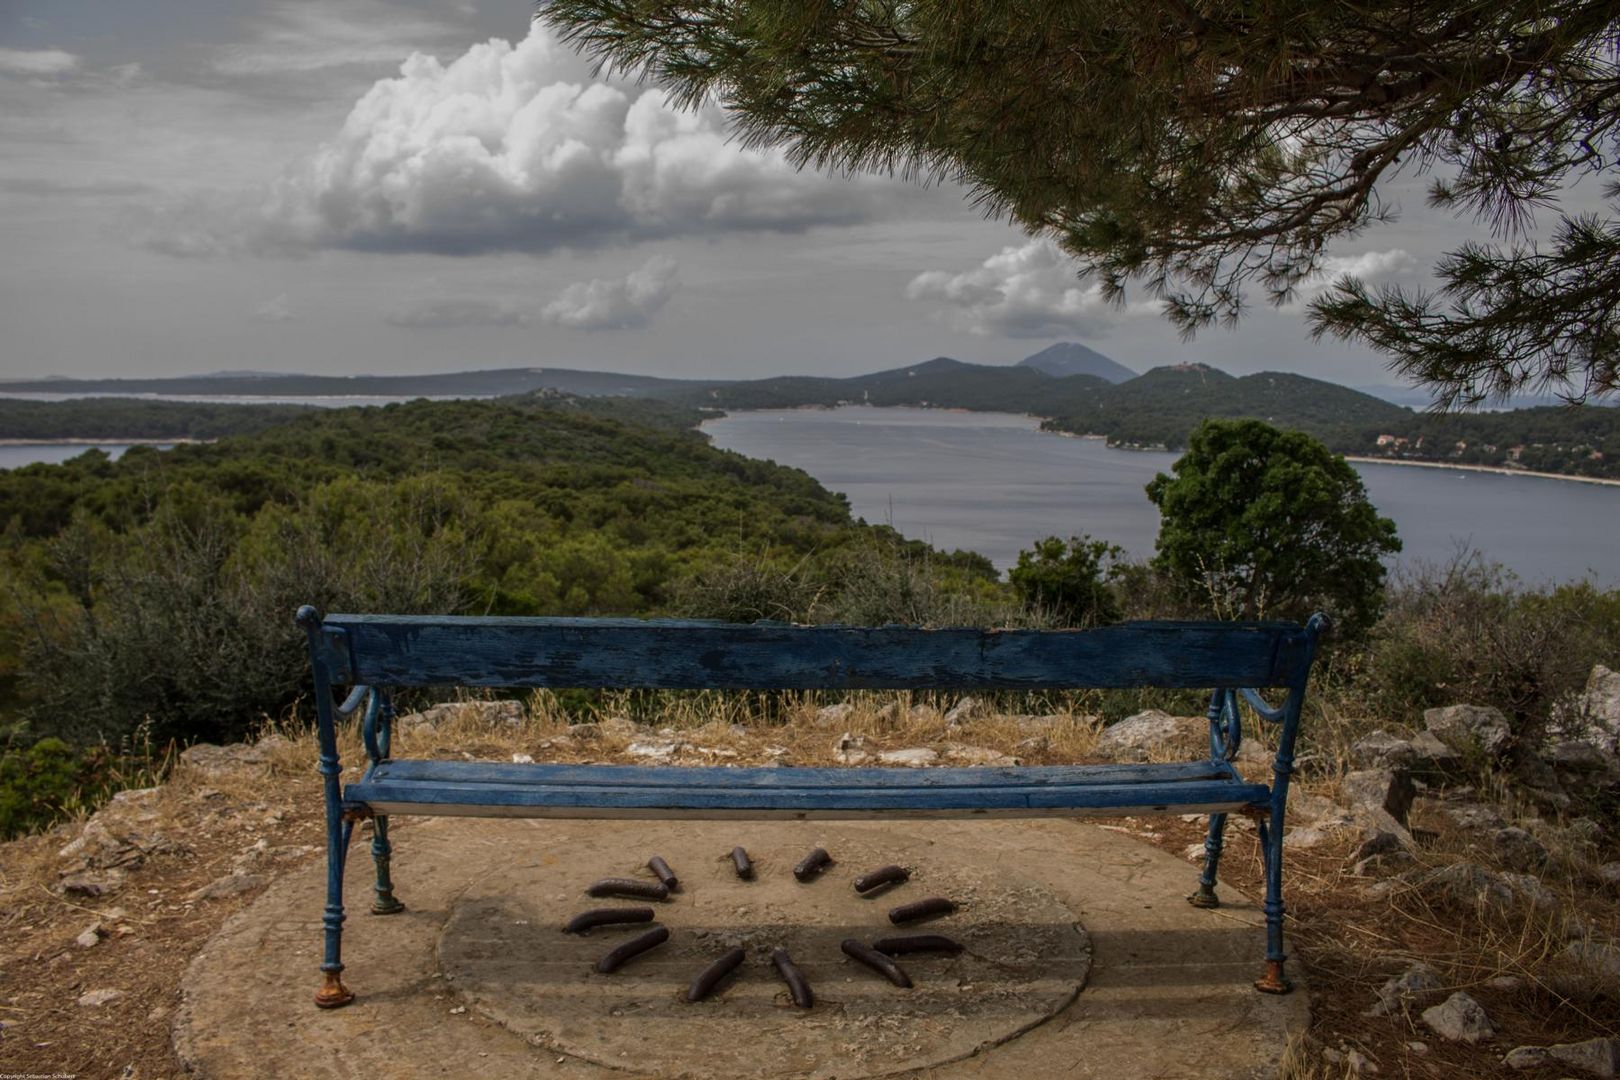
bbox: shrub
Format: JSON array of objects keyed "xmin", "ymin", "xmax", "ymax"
[
  {"xmin": 1146, "ymin": 418, "xmax": 1400, "ymax": 633},
  {"xmin": 1358, "ymin": 553, "xmax": 1620, "ymax": 747},
  {"xmin": 1009, "ymin": 535, "xmax": 1123, "ymax": 627}
]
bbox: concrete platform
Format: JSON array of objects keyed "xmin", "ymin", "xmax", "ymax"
[{"xmin": 175, "ymin": 818, "xmax": 1306, "ymax": 1080}]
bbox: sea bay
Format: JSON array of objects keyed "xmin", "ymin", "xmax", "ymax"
[{"xmin": 703, "ymin": 406, "xmax": 1620, "ymax": 587}]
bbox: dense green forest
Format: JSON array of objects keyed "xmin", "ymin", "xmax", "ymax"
[
  {"xmin": 0, "ymin": 395, "xmax": 996, "ymax": 756},
  {"xmin": 0, "ymin": 398, "xmax": 318, "ymax": 440}
]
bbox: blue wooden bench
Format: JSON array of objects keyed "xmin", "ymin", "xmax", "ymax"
[{"xmin": 296, "ymin": 606, "xmax": 1329, "ymax": 1009}]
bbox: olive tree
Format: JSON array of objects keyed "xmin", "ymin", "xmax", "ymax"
[{"xmin": 1145, "ymin": 419, "xmax": 1400, "ymax": 632}]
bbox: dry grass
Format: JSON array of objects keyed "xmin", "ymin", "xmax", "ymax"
[{"xmin": 2, "ymin": 691, "xmax": 1615, "ymax": 1078}]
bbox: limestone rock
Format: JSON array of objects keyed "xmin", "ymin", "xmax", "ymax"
[
  {"xmin": 75, "ymin": 923, "xmax": 104, "ymax": 948},
  {"xmin": 1351, "ymin": 731, "xmax": 1416, "ymax": 769},
  {"xmin": 1506, "ymin": 1038, "xmax": 1620, "ymax": 1077},
  {"xmin": 58, "ymin": 819, "xmax": 143, "ymax": 870},
  {"xmin": 1094, "ymin": 710, "xmax": 1203, "ymax": 763},
  {"xmin": 1420, "ymin": 991, "xmax": 1494, "ymax": 1043},
  {"xmin": 1342, "ymin": 768, "xmax": 1416, "ymax": 826},
  {"xmin": 943, "ymin": 696, "xmax": 986, "ymax": 726},
  {"xmin": 77, "ymin": 988, "xmax": 125, "ymax": 1007},
  {"xmin": 813, "ymin": 703, "xmax": 855, "ymax": 728},
  {"xmin": 877, "ymin": 747, "xmax": 938, "ymax": 767},
  {"xmin": 1559, "ymin": 940, "xmax": 1620, "ymax": 981},
  {"xmin": 1596, "ymin": 862, "xmax": 1620, "ymax": 887},
  {"xmin": 1423, "ymin": 704, "xmax": 1511, "ymax": 757},
  {"xmin": 1492, "ymin": 826, "xmax": 1549, "ymax": 871},
  {"xmin": 59, "ymin": 868, "xmax": 126, "ymax": 897},
  {"xmin": 832, "ymin": 732, "xmax": 869, "ymax": 765},
  {"xmin": 1365, "ymin": 961, "xmax": 1443, "ymax": 1017},
  {"xmin": 1419, "ymin": 862, "xmax": 1519, "ymax": 915},
  {"xmin": 1408, "ymin": 730, "xmax": 1463, "ymax": 774},
  {"xmin": 625, "ymin": 738, "xmax": 683, "ymax": 762},
  {"xmin": 941, "ymin": 744, "xmax": 1020, "ymax": 767},
  {"xmin": 187, "ymin": 872, "xmax": 267, "ymax": 902},
  {"xmin": 875, "ymin": 702, "xmax": 900, "ymax": 723}
]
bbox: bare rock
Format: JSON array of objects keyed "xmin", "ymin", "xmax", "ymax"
[
  {"xmin": 58, "ymin": 819, "xmax": 144, "ymax": 870},
  {"xmin": 941, "ymin": 744, "xmax": 1020, "ymax": 767},
  {"xmin": 1365, "ymin": 961, "xmax": 1444, "ymax": 1017},
  {"xmin": 1419, "ymin": 862, "xmax": 1519, "ymax": 916},
  {"xmin": 187, "ymin": 872, "xmax": 267, "ymax": 902},
  {"xmin": 1423, "ymin": 704, "xmax": 1511, "ymax": 757},
  {"xmin": 1351, "ymin": 731, "xmax": 1416, "ymax": 769},
  {"xmin": 77, "ymin": 988, "xmax": 125, "ymax": 1007},
  {"xmin": 1094, "ymin": 710, "xmax": 1203, "ymax": 763},
  {"xmin": 832, "ymin": 732, "xmax": 870, "ymax": 765},
  {"xmin": 877, "ymin": 747, "xmax": 938, "ymax": 767},
  {"xmin": 75, "ymin": 923, "xmax": 104, "ymax": 948},
  {"xmin": 59, "ymin": 868, "xmax": 126, "ymax": 897},
  {"xmin": 1408, "ymin": 730, "xmax": 1464, "ymax": 775},
  {"xmin": 625, "ymin": 738, "xmax": 683, "ymax": 762},
  {"xmin": 1492, "ymin": 826, "xmax": 1549, "ymax": 872},
  {"xmin": 1342, "ymin": 768, "xmax": 1416, "ymax": 827},
  {"xmin": 813, "ymin": 703, "xmax": 855, "ymax": 728},
  {"xmin": 416, "ymin": 700, "xmax": 526, "ymax": 728},
  {"xmin": 1559, "ymin": 940, "xmax": 1620, "ymax": 982},
  {"xmin": 942, "ymin": 696, "xmax": 986, "ymax": 726},
  {"xmin": 1506, "ymin": 1038, "xmax": 1620, "ymax": 1077},
  {"xmin": 1420, "ymin": 991, "xmax": 1494, "ymax": 1043},
  {"xmin": 1345, "ymin": 1048, "xmax": 1379, "ymax": 1075},
  {"xmin": 1595, "ymin": 862, "xmax": 1620, "ymax": 887},
  {"xmin": 1419, "ymin": 798, "xmax": 1504, "ymax": 831}
]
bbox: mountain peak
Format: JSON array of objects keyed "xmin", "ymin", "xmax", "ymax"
[{"xmin": 1017, "ymin": 343, "xmax": 1136, "ymax": 383}]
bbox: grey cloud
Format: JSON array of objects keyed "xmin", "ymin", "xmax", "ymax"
[
  {"xmin": 134, "ymin": 25, "xmax": 889, "ymax": 259},
  {"xmin": 0, "ymin": 48, "xmax": 81, "ymax": 77},
  {"xmin": 906, "ymin": 238, "xmax": 1155, "ymax": 339},
  {"xmin": 0, "ymin": 176, "xmax": 150, "ymax": 198},
  {"xmin": 540, "ymin": 255, "xmax": 677, "ymax": 330},
  {"xmin": 385, "ymin": 297, "xmax": 528, "ymax": 328}
]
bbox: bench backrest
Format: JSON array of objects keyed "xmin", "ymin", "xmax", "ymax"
[{"xmin": 297, "ymin": 609, "xmax": 1329, "ymax": 692}]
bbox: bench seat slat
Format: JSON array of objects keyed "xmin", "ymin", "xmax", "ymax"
[
  {"xmin": 326, "ymin": 616, "xmax": 1308, "ymax": 689},
  {"xmin": 343, "ymin": 762, "xmax": 1270, "ymax": 819},
  {"xmin": 362, "ymin": 758, "xmax": 1240, "ymax": 790}
]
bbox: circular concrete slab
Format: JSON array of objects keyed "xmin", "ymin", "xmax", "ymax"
[
  {"xmin": 176, "ymin": 818, "xmax": 1307, "ymax": 1080},
  {"xmin": 439, "ymin": 827, "xmax": 1089, "ymax": 1079}
]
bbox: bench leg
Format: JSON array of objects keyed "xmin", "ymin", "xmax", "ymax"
[
  {"xmin": 1253, "ymin": 816, "xmax": 1291, "ymax": 994},
  {"xmin": 369, "ymin": 815, "xmax": 405, "ymax": 915},
  {"xmin": 1187, "ymin": 812, "xmax": 1227, "ymax": 909},
  {"xmin": 315, "ymin": 815, "xmax": 357, "ymax": 1008}
]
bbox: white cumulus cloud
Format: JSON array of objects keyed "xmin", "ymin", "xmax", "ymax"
[
  {"xmin": 1293, "ymin": 248, "xmax": 1415, "ymax": 301},
  {"xmin": 0, "ymin": 48, "xmax": 81, "ymax": 77},
  {"xmin": 905, "ymin": 238, "xmax": 1151, "ymax": 338},
  {"xmin": 541, "ymin": 255, "xmax": 678, "ymax": 330},
  {"xmin": 145, "ymin": 25, "xmax": 885, "ymax": 258}
]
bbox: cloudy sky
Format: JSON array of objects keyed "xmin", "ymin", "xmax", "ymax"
[{"xmin": 0, "ymin": 0, "xmax": 1480, "ymax": 385}]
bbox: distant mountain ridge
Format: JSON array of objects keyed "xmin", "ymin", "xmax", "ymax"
[{"xmin": 1018, "ymin": 342, "xmax": 1136, "ymax": 383}]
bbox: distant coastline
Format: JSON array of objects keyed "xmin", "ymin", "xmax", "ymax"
[
  {"xmin": 0, "ymin": 437, "xmax": 206, "ymax": 447},
  {"xmin": 1342, "ymin": 455, "xmax": 1620, "ymax": 488}
]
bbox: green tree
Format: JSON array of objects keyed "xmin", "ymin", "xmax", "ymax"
[
  {"xmin": 1008, "ymin": 535, "xmax": 1122, "ymax": 627},
  {"xmin": 1145, "ymin": 419, "xmax": 1400, "ymax": 632},
  {"xmin": 544, "ymin": 1, "xmax": 1620, "ymax": 405}
]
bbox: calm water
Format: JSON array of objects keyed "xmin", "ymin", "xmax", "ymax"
[
  {"xmin": 0, "ymin": 443, "xmax": 169, "ymax": 468},
  {"xmin": 703, "ymin": 407, "xmax": 1620, "ymax": 587}
]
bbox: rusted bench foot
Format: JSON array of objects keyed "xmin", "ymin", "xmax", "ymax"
[
  {"xmin": 314, "ymin": 970, "xmax": 355, "ymax": 1009},
  {"xmin": 1253, "ymin": 959, "xmax": 1291, "ymax": 994},
  {"xmin": 1186, "ymin": 882, "xmax": 1220, "ymax": 909}
]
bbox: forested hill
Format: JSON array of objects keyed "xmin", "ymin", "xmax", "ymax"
[
  {"xmin": 0, "ymin": 366, "xmax": 706, "ymax": 399},
  {"xmin": 0, "ymin": 398, "xmax": 319, "ymax": 440}
]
